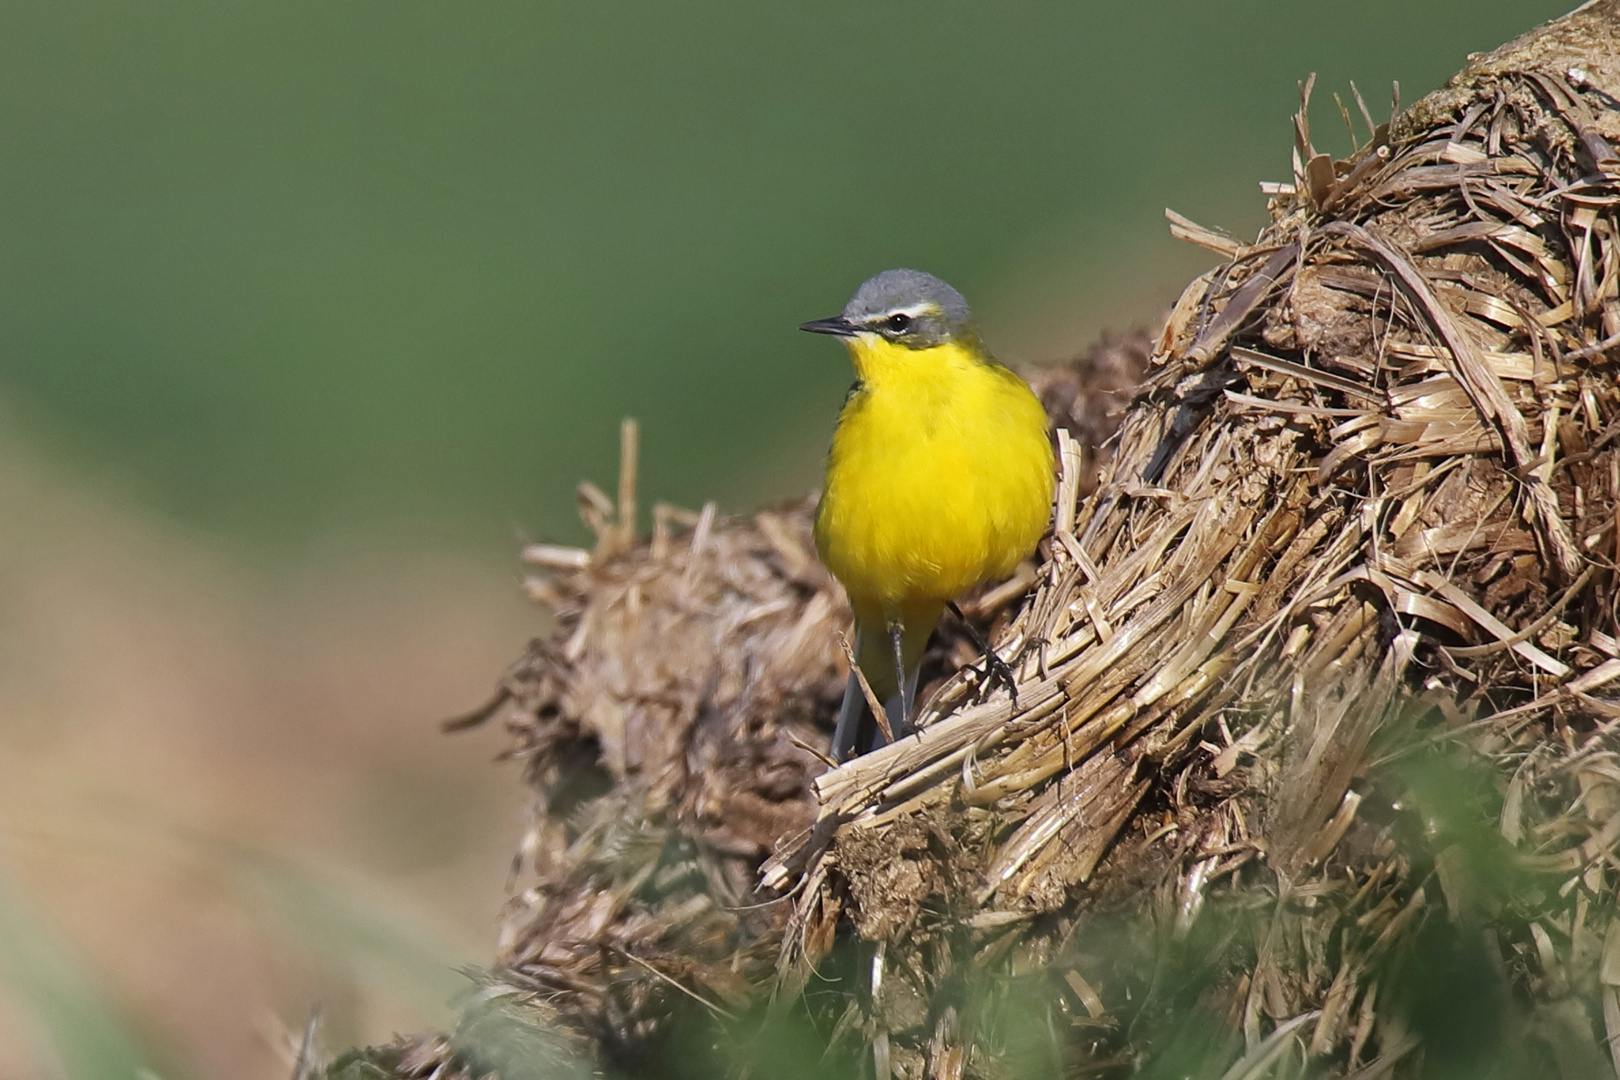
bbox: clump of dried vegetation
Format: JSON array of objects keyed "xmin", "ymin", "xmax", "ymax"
[{"xmin": 329, "ymin": 4, "xmax": 1620, "ymax": 1078}]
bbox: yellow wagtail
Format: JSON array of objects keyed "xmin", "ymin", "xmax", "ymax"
[{"xmin": 802, "ymin": 269, "xmax": 1055, "ymax": 760}]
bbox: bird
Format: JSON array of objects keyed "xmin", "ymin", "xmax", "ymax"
[{"xmin": 802, "ymin": 268, "xmax": 1055, "ymax": 761}]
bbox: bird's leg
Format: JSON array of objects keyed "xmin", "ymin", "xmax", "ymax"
[
  {"xmin": 947, "ymin": 600, "xmax": 1018, "ymax": 706},
  {"xmin": 888, "ymin": 617, "xmax": 913, "ymax": 729}
]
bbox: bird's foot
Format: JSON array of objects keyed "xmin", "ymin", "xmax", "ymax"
[
  {"xmin": 972, "ymin": 647, "xmax": 1019, "ymax": 707},
  {"xmin": 948, "ymin": 601, "xmax": 1020, "ymax": 707}
]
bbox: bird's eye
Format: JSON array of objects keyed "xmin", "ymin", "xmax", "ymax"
[{"xmin": 885, "ymin": 313, "xmax": 912, "ymax": 333}]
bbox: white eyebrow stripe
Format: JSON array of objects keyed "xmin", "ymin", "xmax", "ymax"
[{"xmin": 865, "ymin": 301, "xmax": 939, "ymax": 324}]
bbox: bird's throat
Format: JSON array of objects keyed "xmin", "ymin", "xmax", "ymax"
[{"xmin": 843, "ymin": 334, "xmax": 978, "ymax": 388}]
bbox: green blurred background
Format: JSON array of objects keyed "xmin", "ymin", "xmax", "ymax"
[
  {"xmin": 0, "ymin": 0, "xmax": 1571, "ymax": 554},
  {"xmin": 0, "ymin": 2, "xmax": 1574, "ymax": 1078}
]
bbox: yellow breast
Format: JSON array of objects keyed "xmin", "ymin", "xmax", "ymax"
[{"xmin": 814, "ymin": 335, "xmax": 1055, "ymax": 609}]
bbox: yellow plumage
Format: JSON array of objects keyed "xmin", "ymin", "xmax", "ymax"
[
  {"xmin": 815, "ymin": 335, "xmax": 1054, "ymax": 606},
  {"xmin": 803, "ymin": 269, "xmax": 1054, "ymax": 758}
]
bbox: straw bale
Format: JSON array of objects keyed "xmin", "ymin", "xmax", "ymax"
[
  {"xmin": 334, "ymin": 3, "xmax": 1620, "ymax": 1076},
  {"xmin": 411, "ymin": 337, "xmax": 1148, "ymax": 1072},
  {"xmin": 466, "ymin": 492, "xmax": 841, "ymax": 1068}
]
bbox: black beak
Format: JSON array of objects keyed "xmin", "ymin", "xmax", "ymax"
[{"xmin": 799, "ymin": 315, "xmax": 858, "ymax": 337}]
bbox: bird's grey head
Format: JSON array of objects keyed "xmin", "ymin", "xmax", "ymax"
[{"xmin": 800, "ymin": 268, "xmax": 975, "ymax": 349}]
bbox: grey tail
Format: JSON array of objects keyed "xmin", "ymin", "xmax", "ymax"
[{"xmin": 830, "ymin": 629, "xmax": 921, "ymax": 762}]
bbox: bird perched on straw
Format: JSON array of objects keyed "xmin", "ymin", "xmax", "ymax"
[{"xmin": 802, "ymin": 269, "xmax": 1055, "ymax": 761}]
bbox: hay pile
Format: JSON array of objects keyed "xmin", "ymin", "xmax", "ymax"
[
  {"xmin": 332, "ymin": 336, "xmax": 1146, "ymax": 1080},
  {"xmin": 445, "ymin": 334, "xmax": 1147, "ymax": 1074},
  {"xmin": 330, "ymin": 3, "xmax": 1620, "ymax": 1077}
]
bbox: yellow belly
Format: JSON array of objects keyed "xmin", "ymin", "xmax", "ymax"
[{"xmin": 814, "ymin": 347, "xmax": 1054, "ymax": 610}]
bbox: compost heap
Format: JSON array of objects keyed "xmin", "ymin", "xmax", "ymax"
[{"xmin": 341, "ymin": 4, "xmax": 1620, "ymax": 1078}]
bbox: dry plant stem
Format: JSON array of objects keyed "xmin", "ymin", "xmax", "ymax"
[
  {"xmin": 839, "ymin": 632, "xmax": 896, "ymax": 746},
  {"xmin": 616, "ymin": 417, "xmax": 639, "ymax": 553},
  {"xmin": 1321, "ymin": 220, "xmax": 1584, "ymax": 579}
]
